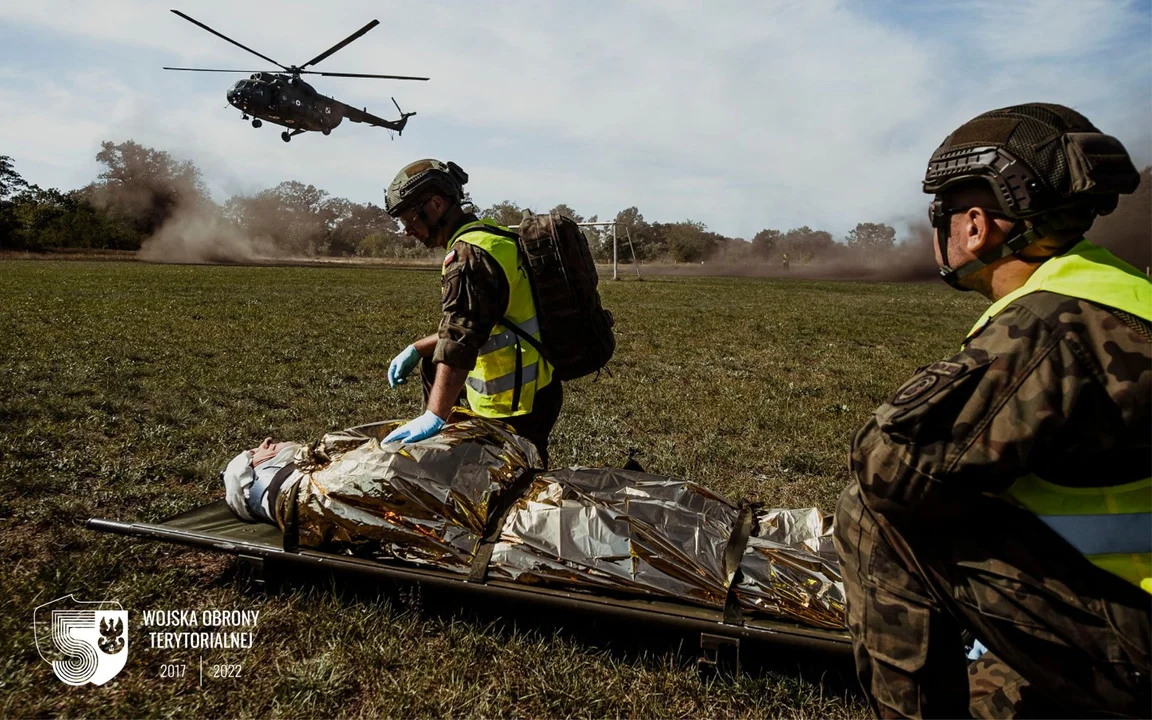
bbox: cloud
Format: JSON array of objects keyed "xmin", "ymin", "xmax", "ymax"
[{"xmin": 1, "ymin": 0, "xmax": 1147, "ymax": 240}]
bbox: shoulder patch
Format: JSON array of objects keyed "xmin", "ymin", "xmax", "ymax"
[
  {"xmin": 924, "ymin": 360, "xmax": 965, "ymax": 378},
  {"xmin": 878, "ymin": 352, "xmax": 995, "ymax": 425},
  {"xmin": 443, "ymin": 249, "xmax": 457, "ymax": 266},
  {"xmin": 892, "ymin": 374, "xmax": 938, "ymax": 405},
  {"xmin": 889, "ymin": 359, "xmax": 978, "ymax": 406}
]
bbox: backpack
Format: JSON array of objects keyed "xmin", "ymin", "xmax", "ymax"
[{"xmin": 470, "ymin": 213, "xmax": 615, "ymax": 382}]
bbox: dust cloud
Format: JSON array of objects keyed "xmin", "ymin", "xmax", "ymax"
[
  {"xmin": 137, "ymin": 203, "xmax": 279, "ymax": 264},
  {"xmin": 642, "ymin": 175, "xmax": 1149, "ymax": 282},
  {"xmin": 639, "ymin": 223, "xmax": 940, "ymax": 282}
]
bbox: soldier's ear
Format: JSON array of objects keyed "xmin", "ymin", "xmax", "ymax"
[
  {"xmin": 962, "ymin": 207, "xmax": 993, "ymax": 255},
  {"xmin": 426, "ymin": 193, "xmax": 451, "ymax": 219}
]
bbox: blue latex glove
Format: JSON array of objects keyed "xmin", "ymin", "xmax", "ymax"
[
  {"xmin": 388, "ymin": 344, "xmax": 420, "ymax": 387},
  {"xmin": 383, "ymin": 410, "xmax": 445, "ymax": 444},
  {"xmin": 967, "ymin": 638, "xmax": 988, "ymax": 661}
]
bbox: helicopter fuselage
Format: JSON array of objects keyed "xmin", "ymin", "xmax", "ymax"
[{"xmin": 226, "ymin": 73, "xmax": 345, "ymax": 133}]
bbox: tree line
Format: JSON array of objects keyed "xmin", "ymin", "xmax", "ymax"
[
  {"xmin": 0, "ymin": 140, "xmax": 899, "ymax": 264},
  {"xmin": 0, "ymin": 142, "xmax": 428, "ymax": 259},
  {"xmin": 2, "ymin": 140, "xmax": 1148, "ymax": 269}
]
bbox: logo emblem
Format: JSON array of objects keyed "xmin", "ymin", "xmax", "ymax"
[
  {"xmin": 34, "ymin": 594, "xmax": 128, "ymax": 686},
  {"xmin": 892, "ymin": 373, "xmax": 939, "ymax": 405}
]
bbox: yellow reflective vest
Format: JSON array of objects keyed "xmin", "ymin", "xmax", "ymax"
[
  {"xmin": 445, "ymin": 221, "xmax": 553, "ymax": 418},
  {"xmin": 969, "ymin": 239, "xmax": 1152, "ymax": 593}
]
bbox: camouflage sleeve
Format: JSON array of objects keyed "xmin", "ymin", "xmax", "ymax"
[
  {"xmin": 850, "ymin": 296, "xmax": 1106, "ymax": 520},
  {"xmin": 433, "ymin": 243, "xmax": 510, "ymax": 371}
]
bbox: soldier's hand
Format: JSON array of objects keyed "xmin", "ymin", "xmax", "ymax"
[
  {"xmin": 383, "ymin": 410, "xmax": 445, "ymax": 444},
  {"xmin": 388, "ymin": 345, "xmax": 421, "ymax": 387}
]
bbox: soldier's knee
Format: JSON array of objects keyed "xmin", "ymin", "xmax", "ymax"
[
  {"xmin": 833, "ymin": 482, "xmax": 872, "ymax": 581},
  {"xmin": 833, "ymin": 481, "xmax": 866, "ymax": 543}
]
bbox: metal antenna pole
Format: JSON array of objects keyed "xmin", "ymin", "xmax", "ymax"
[
  {"xmin": 613, "ymin": 224, "xmax": 618, "ymax": 281},
  {"xmin": 626, "ymin": 227, "xmax": 642, "ymax": 279}
]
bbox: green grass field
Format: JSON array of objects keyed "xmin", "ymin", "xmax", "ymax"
[{"xmin": 0, "ymin": 260, "xmax": 985, "ymax": 718}]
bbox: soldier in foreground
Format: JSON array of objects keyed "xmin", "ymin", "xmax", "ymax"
[
  {"xmin": 834, "ymin": 103, "xmax": 1151, "ymax": 717},
  {"xmin": 380, "ymin": 160, "xmax": 562, "ymax": 465}
]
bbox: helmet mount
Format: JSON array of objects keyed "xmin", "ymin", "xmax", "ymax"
[{"xmin": 385, "ymin": 159, "xmax": 468, "ymax": 218}]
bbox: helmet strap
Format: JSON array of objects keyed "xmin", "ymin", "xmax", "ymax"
[
  {"xmin": 939, "ymin": 220, "xmax": 1056, "ymax": 289},
  {"xmin": 420, "ymin": 199, "xmax": 472, "ymax": 248}
]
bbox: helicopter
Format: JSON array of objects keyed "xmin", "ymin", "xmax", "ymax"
[{"xmin": 164, "ymin": 10, "xmax": 428, "ymax": 142}]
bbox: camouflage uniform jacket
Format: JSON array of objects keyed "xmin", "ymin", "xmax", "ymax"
[
  {"xmin": 851, "ymin": 291, "xmax": 1152, "ymax": 521},
  {"xmin": 434, "ymin": 238, "xmax": 510, "ymax": 372}
]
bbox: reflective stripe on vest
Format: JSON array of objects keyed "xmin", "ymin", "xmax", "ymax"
[
  {"xmin": 1037, "ymin": 514, "xmax": 1152, "ymax": 556},
  {"xmin": 445, "ymin": 221, "xmax": 553, "ymax": 418},
  {"xmin": 479, "ymin": 315, "xmax": 540, "ymax": 357},
  {"xmin": 978, "ymin": 241, "xmax": 1152, "ymax": 593},
  {"xmin": 467, "ymin": 359, "xmax": 540, "ymax": 396},
  {"xmin": 1006, "ymin": 475, "xmax": 1152, "ymax": 593}
]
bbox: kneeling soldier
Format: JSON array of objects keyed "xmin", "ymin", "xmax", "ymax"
[{"xmin": 834, "ymin": 104, "xmax": 1151, "ymax": 717}]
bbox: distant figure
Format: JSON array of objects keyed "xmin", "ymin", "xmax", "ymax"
[
  {"xmin": 781, "ymin": 253, "xmax": 790, "ymax": 271},
  {"xmin": 834, "ymin": 103, "xmax": 1150, "ymax": 718}
]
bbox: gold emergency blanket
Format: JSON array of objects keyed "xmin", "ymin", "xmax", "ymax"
[
  {"xmin": 736, "ymin": 508, "xmax": 846, "ymax": 629},
  {"xmin": 487, "ymin": 469, "xmax": 846, "ymax": 628},
  {"xmin": 242, "ymin": 416, "xmax": 844, "ymax": 628},
  {"xmin": 274, "ymin": 415, "xmax": 539, "ymax": 572},
  {"xmin": 489, "ymin": 468, "xmax": 740, "ymax": 607}
]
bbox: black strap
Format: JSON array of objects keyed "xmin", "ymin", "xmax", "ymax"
[
  {"xmin": 720, "ymin": 504, "xmax": 755, "ymax": 625},
  {"xmin": 941, "ymin": 217, "xmax": 1070, "ymax": 286},
  {"xmin": 467, "ymin": 468, "xmax": 540, "ymax": 583},
  {"xmin": 264, "ymin": 463, "xmax": 296, "ymax": 518},
  {"xmin": 510, "ymin": 335, "xmax": 523, "ymax": 414},
  {"xmin": 281, "ymin": 473, "xmax": 300, "ymax": 553},
  {"xmin": 499, "ymin": 316, "xmax": 550, "ymax": 360},
  {"xmin": 499, "ymin": 316, "xmax": 552, "ymax": 416}
]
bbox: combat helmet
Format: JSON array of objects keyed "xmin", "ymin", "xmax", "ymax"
[
  {"xmin": 384, "ymin": 159, "xmax": 469, "ymax": 218},
  {"xmin": 923, "ymin": 103, "xmax": 1140, "ymax": 286}
]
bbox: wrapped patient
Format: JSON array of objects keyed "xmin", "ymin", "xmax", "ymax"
[{"xmin": 221, "ymin": 411, "xmax": 845, "ymax": 630}]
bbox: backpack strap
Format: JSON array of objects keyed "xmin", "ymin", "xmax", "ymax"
[
  {"xmin": 510, "ymin": 335, "xmax": 523, "ymax": 414},
  {"xmin": 499, "ymin": 316, "xmax": 549, "ymax": 360},
  {"xmin": 501, "ymin": 318, "xmax": 550, "ymax": 415}
]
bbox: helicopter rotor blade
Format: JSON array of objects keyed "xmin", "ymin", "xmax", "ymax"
[
  {"xmin": 163, "ymin": 67, "xmax": 273, "ymax": 73},
  {"xmin": 300, "ymin": 19, "xmax": 380, "ymax": 70},
  {"xmin": 299, "ymin": 70, "xmax": 429, "ymax": 81},
  {"xmin": 170, "ymin": 9, "xmax": 288, "ymax": 71}
]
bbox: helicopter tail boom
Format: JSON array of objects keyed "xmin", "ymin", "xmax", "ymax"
[{"xmin": 343, "ymin": 98, "xmax": 416, "ymax": 135}]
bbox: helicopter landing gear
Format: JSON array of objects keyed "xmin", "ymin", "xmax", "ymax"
[
  {"xmin": 281, "ymin": 131, "xmax": 291, "ymax": 142},
  {"xmin": 322, "ymin": 128, "xmax": 331, "ymax": 136},
  {"xmin": 252, "ymin": 118, "xmax": 262, "ymax": 128},
  {"xmin": 241, "ymin": 113, "xmax": 249, "ymax": 120}
]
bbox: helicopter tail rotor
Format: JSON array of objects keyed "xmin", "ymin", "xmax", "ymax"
[{"xmin": 391, "ymin": 97, "xmax": 416, "ymax": 136}]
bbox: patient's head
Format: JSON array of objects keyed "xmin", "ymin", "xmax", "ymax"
[{"xmin": 250, "ymin": 437, "xmax": 296, "ymax": 467}]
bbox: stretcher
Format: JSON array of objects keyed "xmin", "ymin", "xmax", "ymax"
[{"xmin": 86, "ymin": 499, "xmax": 852, "ymax": 666}]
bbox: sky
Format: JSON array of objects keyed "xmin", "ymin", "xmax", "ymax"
[{"xmin": 0, "ymin": 0, "xmax": 1149, "ymax": 242}]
